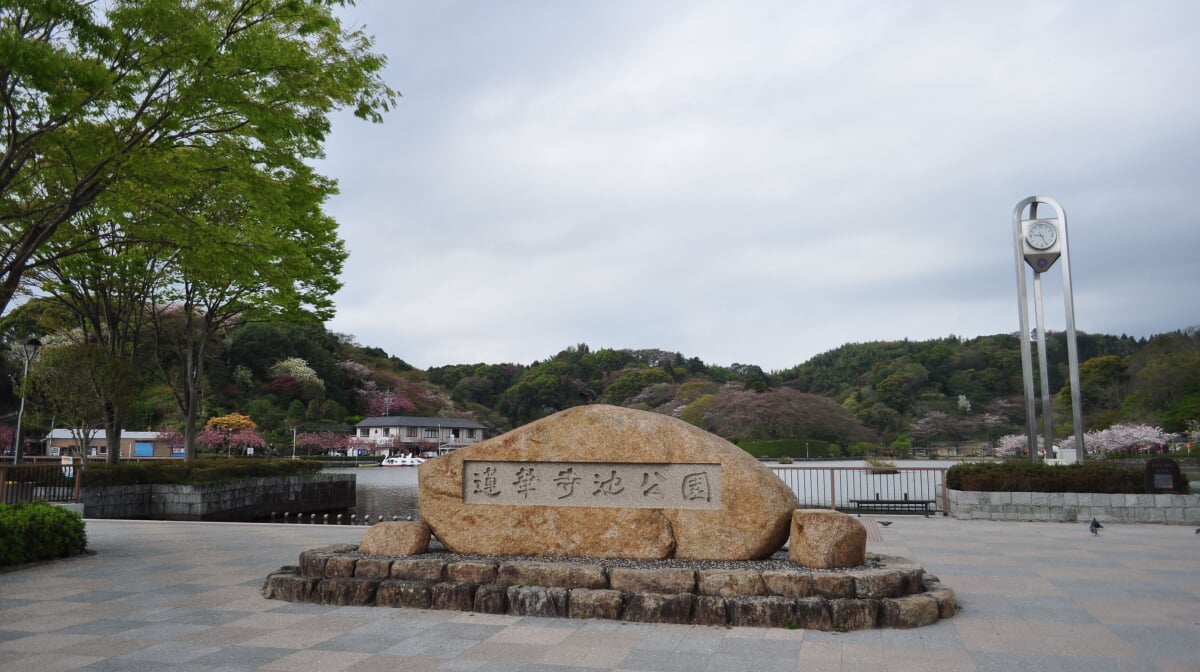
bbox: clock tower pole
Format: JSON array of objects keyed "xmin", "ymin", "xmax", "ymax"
[{"xmin": 1012, "ymin": 196, "xmax": 1085, "ymax": 463}]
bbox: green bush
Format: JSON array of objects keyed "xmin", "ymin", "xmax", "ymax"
[
  {"xmin": 0, "ymin": 502, "xmax": 88, "ymax": 567},
  {"xmin": 80, "ymin": 458, "xmax": 322, "ymax": 487},
  {"xmin": 299, "ymin": 454, "xmax": 385, "ymax": 465},
  {"xmin": 946, "ymin": 461, "xmax": 1151, "ymax": 493}
]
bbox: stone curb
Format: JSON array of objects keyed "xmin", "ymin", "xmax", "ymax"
[{"xmin": 262, "ymin": 547, "xmax": 954, "ymax": 630}]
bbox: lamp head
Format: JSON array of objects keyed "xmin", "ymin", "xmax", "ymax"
[{"xmin": 20, "ymin": 337, "xmax": 41, "ymax": 358}]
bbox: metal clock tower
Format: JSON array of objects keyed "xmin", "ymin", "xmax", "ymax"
[{"xmin": 1012, "ymin": 196, "xmax": 1084, "ymax": 463}]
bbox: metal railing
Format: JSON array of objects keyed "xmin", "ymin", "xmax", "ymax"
[
  {"xmin": 0, "ymin": 462, "xmax": 79, "ymax": 504},
  {"xmin": 770, "ymin": 465, "xmax": 949, "ymax": 514}
]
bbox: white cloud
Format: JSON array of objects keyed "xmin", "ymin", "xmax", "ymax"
[{"xmin": 321, "ymin": 0, "xmax": 1200, "ymax": 370}]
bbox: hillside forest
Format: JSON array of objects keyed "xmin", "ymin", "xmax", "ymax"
[
  {"xmin": 1, "ymin": 3, "xmax": 1196, "ymax": 463},
  {"xmin": 3, "ymin": 296, "xmax": 1197, "ymax": 459}
]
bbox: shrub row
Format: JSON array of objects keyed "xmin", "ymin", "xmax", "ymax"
[
  {"xmin": 80, "ymin": 458, "xmax": 322, "ymax": 488},
  {"xmin": 737, "ymin": 438, "xmax": 841, "ymax": 459},
  {"xmin": 946, "ymin": 461, "xmax": 1149, "ymax": 493},
  {"xmin": 299, "ymin": 455, "xmax": 385, "ymax": 464},
  {"xmin": 0, "ymin": 502, "xmax": 88, "ymax": 567}
]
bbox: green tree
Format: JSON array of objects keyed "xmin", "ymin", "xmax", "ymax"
[
  {"xmin": 30, "ymin": 212, "xmax": 169, "ymax": 462},
  {"xmin": 497, "ymin": 362, "xmax": 578, "ymax": 423},
  {"xmin": 679, "ymin": 393, "xmax": 716, "ymax": 430},
  {"xmin": 25, "ymin": 343, "xmax": 138, "ymax": 463},
  {"xmin": 602, "ymin": 368, "xmax": 673, "ymax": 405},
  {"xmin": 0, "ymin": 0, "xmax": 395, "ymax": 318}
]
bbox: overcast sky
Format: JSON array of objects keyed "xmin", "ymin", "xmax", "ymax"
[{"xmin": 318, "ymin": 0, "xmax": 1199, "ymax": 372}]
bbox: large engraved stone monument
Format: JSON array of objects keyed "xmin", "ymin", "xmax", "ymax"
[
  {"xmin": 264, "ymin": 404, "xmax": 957, "ymax": 629},
  {"xmin": 418, "ymin": 405, "xmax": 799, "ymax": 560}
]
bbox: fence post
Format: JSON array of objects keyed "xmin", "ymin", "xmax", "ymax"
[
  {"xmin": 940, "ymin": 468, "xmax": 949, "ymax": 516},
  {"xmin": 829, "ymin": 469, "xmax": 836, "ymax": 511}
]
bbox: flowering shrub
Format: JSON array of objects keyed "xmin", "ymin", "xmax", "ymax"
[{"xmin": 270, "ymin": 357, "xmax": 323, "ymax": 386}]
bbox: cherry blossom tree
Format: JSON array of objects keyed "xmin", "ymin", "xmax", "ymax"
[
  {"xmin": 195, "ymin": 428, "xmax": 229, "ymax": 454},
  {"xmin": 229, "ymin": 429, "xmax": 266, "ymax": 456},
  {"xmin": 909, "ymin": 411, "xmax": 973, "ymax": 447},
  {"xmin": 295, "ymin": 431, "xmax": 349, "ymax": 456},
  {"xmin": 158, "ymin": 428, "xmax": 184, "ymax": 457},
  {"xmin": 0, "ymin": 425, "xmax": 14, "ymax": 454},
  {"xmin": 270, "ymin": 357, "xmax": 323, "ymax": 386},
  {"xmin": 366, "ymin": 389, "xmax": 416, "ymax": 416},
  {"xmin": 1059, "ymin": 424, "xmax": 1171, "ymax": 456},
  {"xmin": 994, "ymin": 433, "xmax": 1032, "ymax": 458}
]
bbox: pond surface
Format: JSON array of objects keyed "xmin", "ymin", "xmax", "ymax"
[{"xmin": 333, "ymin": 466, "xmax": 421, "ymax": 520}]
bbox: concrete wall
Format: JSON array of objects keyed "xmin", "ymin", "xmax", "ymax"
[
  {"xmin": 82, "ymin": 474, "xmax": 355, "ymax": 521},
  {"xmin": 947, "ymin": 488, "xmax": 1200, "ymax": 524}
]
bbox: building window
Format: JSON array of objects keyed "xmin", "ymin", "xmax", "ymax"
[
  {"xmin": 423, "ymin": 428, "xmax": 439, "ymax": 439},
  {"xmin": 407, "ymin": 427, "xmax": 417, "ymax": 438},
  {"xmin": 463, "ymin": 429, "xmax": 475, "ymax": 439}
]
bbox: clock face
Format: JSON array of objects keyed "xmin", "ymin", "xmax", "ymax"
[{"xmin": 1026, "ymin": 221, "xmax": 1058, "ymax": 250}]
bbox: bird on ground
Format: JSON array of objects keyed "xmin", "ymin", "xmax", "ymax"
[
  {"xmin": 1089, "ymin": 518, "xmax": 1103, "ymax": 535},
  {"xmin": 877, "ymin": 520, "xmax": 893, "ymax": 527}
]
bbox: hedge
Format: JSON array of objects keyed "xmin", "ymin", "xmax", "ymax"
[
  {"xmin": 79, "ymin": 458, "xmax": 322, "ymax": 488},
  {"xmin": 946, "ymin": 461, "xmax": 1153, "ymax": 494},
  {"xmin": 0, "ymin": 502, "xmax": 88, "ymax": 567}
]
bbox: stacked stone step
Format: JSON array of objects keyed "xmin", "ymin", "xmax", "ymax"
[{"xmin": 262, "ymin": 546, "xmax": 955, "ymax": 630}]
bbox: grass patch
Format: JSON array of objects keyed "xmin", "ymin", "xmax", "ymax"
[{"xmin": 866, "ymin": 458, "xmax": 898, "ymax": 475}]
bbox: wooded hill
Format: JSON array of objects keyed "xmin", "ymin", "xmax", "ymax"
[{"xmin": 4, "ymin": 298, "xmax": 1198, "ymax": 454}]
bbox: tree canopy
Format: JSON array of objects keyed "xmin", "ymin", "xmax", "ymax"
[{"xmin": 0, "ymin": 0, "xmax": 395, "ymax": 317}]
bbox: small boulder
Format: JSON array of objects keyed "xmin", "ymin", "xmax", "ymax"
[
  {"xmin": 789, "ymin": 509, "xmax": 867, "ymax": 569},
  {"xmin": 359, "ymin": 521, "xmax": 431, "ymax": 557}
]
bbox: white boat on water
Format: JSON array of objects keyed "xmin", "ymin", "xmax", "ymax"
[{"xmin": 381, "ymin": 455, "xmax": 425, "ymax": 467}]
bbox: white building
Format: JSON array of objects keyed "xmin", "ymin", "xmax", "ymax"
[{"xmin": 351, "ymin": 416, "xmax": 486, "ymax": 455}]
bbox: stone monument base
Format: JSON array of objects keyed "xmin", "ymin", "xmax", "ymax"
[{"xmin": 262, "ymin": 545, "xmax": 955, "ymax": 630}]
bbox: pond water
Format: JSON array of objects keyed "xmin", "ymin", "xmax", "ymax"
[
  {"xmin": 326, "ymin": 459, "xmax": 966, "ymax": 520},
  {"xmin": 336, "ymin": 466, "xmax": 421, "ymax": 520}
]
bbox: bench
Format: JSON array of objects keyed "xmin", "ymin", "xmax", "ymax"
[{"xmin": 849, "ymin": 497, "xmax": 936, "ymax": 517}]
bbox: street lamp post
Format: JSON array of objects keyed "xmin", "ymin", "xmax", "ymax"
[
  {"xmin": 291, "ymin": 427, "xmax": 297, "ymax": 460},
  {"xmin": 12, "ymin": 337, "xmax": 42, "ymax": 464}
]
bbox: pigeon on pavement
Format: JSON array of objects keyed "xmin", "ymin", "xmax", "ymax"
[
  {"xmin": 878, "ymin": 520, "xmax": 893, "ymax": 527},
  {"xmin": 1090, "ymin": 518, "xmax": 1103, "ymax": 535}
]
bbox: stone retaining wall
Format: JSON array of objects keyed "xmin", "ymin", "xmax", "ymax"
[
  {"xmin": 262, "ymin": 545, "xmax": 956, "ymax": 630},
  {"xmin": 82, "ymin": 474, "xmax": 355, "ymax": 521},
  {"xmin": 947, "ymin": 488, "xmax": 1200, "ymax": 524}
]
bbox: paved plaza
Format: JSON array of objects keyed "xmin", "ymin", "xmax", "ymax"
[{"xmin": 1, "ymin": 516, "xmax": 1197, "ymax": 671}]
